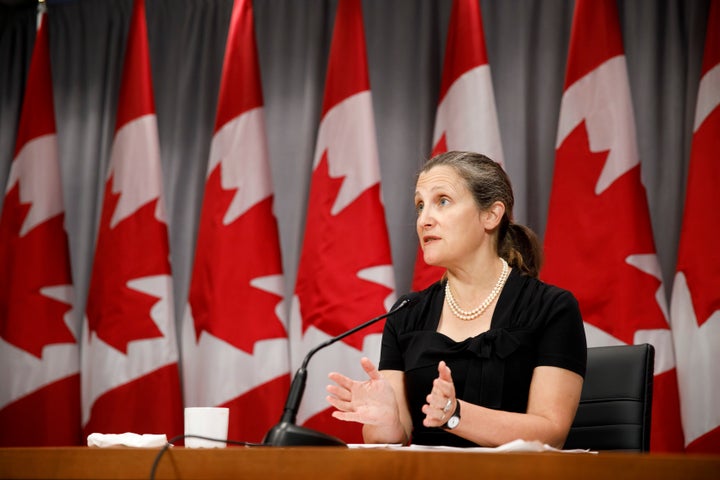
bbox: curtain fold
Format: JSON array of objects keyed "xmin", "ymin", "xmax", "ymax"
[{"xmin": 0, "ymin": 6, "xmax": 35, "ymax": 192}]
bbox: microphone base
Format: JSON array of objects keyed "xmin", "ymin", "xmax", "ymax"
[{"xmin": 263, "ymin": 422, "xmax": 347, "ymax": 447}]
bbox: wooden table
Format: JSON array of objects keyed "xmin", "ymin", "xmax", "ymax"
[{"xmin": 1, "ymin": 446, "xmax": 719, "ymax": 479}]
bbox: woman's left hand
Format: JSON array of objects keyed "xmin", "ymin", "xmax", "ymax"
[{"xmin": 421, "ymin": 360, "xmax": 457, "ymax": 428}]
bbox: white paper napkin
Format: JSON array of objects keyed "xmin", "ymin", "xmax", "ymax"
[{"xmin": 87, "ymin": 432, "xmax": 168, "ymax": 448}]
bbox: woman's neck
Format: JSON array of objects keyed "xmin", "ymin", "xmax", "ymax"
[{"xmin": 446, "ymin": 254, "xmax": 505, "ymax": 301}]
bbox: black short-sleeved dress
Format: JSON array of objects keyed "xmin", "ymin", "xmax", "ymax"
[{"xmin": 379, "ymin": 268, "xmax": 587, "ymax": 447}]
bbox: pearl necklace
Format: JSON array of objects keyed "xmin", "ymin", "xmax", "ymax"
[{"xmin": 445, "ymin": 258, "xmax": 510, "ymax": 321}]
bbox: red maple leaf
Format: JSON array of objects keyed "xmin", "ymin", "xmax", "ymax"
[
  {"xmin": 295, "ymin": 152, "xmax": 394, "ymax": 350},
  {"xmin": 85, "ymin": 176, "xmax": 170, "ymax": 354},
  {"xmin": 188, "ymin": 165, "xmax": 286, "ymax": 353},
  {"xmin": 542, "ymin": 122, "xmax": 667, "ymax": 344},
  {"xmin": 0, "ymin": 183, "xmax": 75, "ymax": 359}
]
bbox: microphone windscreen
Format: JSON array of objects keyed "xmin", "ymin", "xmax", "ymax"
[{"xmin": 395, "ymin": 291, "xmax": 422, "ymax": 310}]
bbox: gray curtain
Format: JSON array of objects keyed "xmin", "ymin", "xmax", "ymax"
[{"xmin": 0, "ymin": 0, "xmax": 710, "ymax": 332}]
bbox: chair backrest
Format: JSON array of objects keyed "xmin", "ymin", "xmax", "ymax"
[{"xmin": 564, "ymin": 343, "xmax": 654, "ymax": 452}]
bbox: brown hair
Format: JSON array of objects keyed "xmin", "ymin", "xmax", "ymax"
[{"xmin": 419, "ymin": 151, "xmax": 542, "ymax": 277}]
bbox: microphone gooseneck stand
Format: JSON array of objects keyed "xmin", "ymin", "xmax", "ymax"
[{"xmin": 262, "ymin": 295, "xmax": 417, "ymax": 447}]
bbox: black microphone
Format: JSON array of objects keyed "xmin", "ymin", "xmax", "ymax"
[{"xmin": 262, "ymin": 292, "xmax": 421, "ymax": 447}]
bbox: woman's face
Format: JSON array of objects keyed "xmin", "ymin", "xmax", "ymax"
[{"xmin": 414, "ymin": 165, "xmax": 486, "ymax": 269}]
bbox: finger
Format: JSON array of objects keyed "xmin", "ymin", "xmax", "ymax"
[
  {"xmin": 331, "ymin": 410, "xmax": 366, "ymax": 424},
  {"xmin": 360, "ymin": 357, "xmax": 382, "ymax": 380},
  {"xmin": 430, "ymin": 378, "xmax": 451, "ymax": 402},
  {"xmin": 426, "ymin": 385, "xmax": 448, "ymax": 411},
  {"xmin": 420, "ymin": 407, "xmax": 443, "ymax": 427},
  {"xmin": 326, "ymin": 383, "xmax": 351, "ymax": 402},
  {"xmin": 421, "ymin": 403, "xmax": 446, "ymax": 422},
  {"xmin": 438, "ymin": 360, "xmax": 452, "ymax": 382},
  {"xmin": 422, "ymin": 414, "xmax": 442, "ymax": 428},
  {"xmin": 328, "ymin": 371, "xmax": 354, "ymax": 390},
  {"xmin": 326, "ymin": 395, "xmax": 354, "ymax": 412},
  {"xmin": 434, "ymin": 366, "xmax": 456, "ymax": 400}
]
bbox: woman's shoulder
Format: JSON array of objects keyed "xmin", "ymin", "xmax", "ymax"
[
  {"xmin": 509, "ymin": 269, "xmax": 577, "ymax": 304},
  {"xmin": 499, "ymin": 269, "xmax": 581, "ymax": 327}
]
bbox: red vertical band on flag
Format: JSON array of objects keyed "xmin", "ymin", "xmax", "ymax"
[
  {"xmin": 438, "ymin": 0, "xmax": 489, "ymax": 103},
  {"xmin": 12, "ymin": 14, "xmax": 55, "ymax": 157},
  {"xmin": 320, "ymin": 0, "xmax": 370, "ymax": 117},
  {"xmin": 115, "ymin": 0, "xmax": 155, "ymax": 131},
  {"xmin": 562, "ymin": 0, "xmax": 624, "ymax": 89},
  {"xmin": 213, "ymin": 0, "xmax": 264, "ymax": 133}
]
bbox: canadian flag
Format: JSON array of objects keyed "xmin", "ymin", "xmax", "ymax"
[
  {"xmin": 82, "ymin": 0, "xmax": 182, "ymax": 438},
  {"xmin": 182, "ymin": 0, "xmax": 289, "ymax": 444},
  {"xmin": 0, "ymin": 5, "xmax": 81, "ymax": 446},
  {"xmin": 670, "ymin": 0, "xmax": 720, "ymax": 454},
  {"xmin": 542, "ymin": 0, "xmax": 685, "ymax": 451},
  {"xmin": 411, "ymin": 0, "xmax": 504, "ymax": 291},
  {"xmin": 290, "ymin": 0, "xmax": 396, "ymax": 443}
]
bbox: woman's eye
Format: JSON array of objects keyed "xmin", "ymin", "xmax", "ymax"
[
  {"xmin": 415, "ymin": 203, "xmax": 424, "ymax": 215},
  {"xmin": 439, "ymin": 197, "xmax": 449, "ymax": 206}
]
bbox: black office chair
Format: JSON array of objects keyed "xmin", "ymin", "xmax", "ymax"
[{"xmin": 564, "ymin": 343, "xmax": 654, "ymax": 452}]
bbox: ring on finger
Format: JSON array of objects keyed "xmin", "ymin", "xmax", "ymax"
[{"xmin": 442, "ymin": 398, "xmax": 452, "ymax": 413}]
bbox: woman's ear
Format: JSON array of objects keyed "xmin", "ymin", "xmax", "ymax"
[{"xmin": 483, "ymin": 201, "xmax": 505, "ymax": 230}]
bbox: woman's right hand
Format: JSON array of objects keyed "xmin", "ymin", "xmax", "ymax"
[{"xmin": 326, "ymin": 357, "xmax": 401, "ymax": 428}]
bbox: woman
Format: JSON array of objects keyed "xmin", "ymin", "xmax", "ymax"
[{"xmin": 326, "ymin": 151, "xmax": 586, "ymax": 448}]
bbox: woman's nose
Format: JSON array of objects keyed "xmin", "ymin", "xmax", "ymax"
[{"xmin": 417, "ymin": 207, "xmax": 434, "ymax": 229}]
